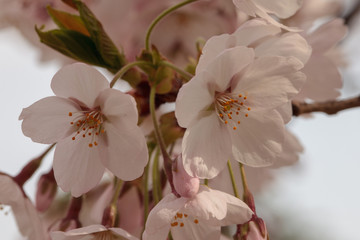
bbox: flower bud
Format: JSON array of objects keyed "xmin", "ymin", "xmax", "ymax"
[
  {"xmin": 172, "ymin": 154, "xmax": 200, "ymax": 198},
  {"xmin": 36, "ymin": 169, "xmax": 57, "ymax": 212}
]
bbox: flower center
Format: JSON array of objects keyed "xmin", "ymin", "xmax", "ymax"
[
  {"xmin": 68, "ymin": 108, "xmax": 105, "ymax": 148},
  {"xmin": 170, "ymin": 212, "xmax": 199, "ymax": 228},
  {"xmin": 215, "ymin": 92, "xmax": 251, "ymax": 130}
]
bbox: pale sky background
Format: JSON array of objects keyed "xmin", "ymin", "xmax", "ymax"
[{"xmin": 0, "ymin": 5, "xmax": 360, "ymax": 239}]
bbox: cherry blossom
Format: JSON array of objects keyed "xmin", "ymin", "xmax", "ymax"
[
  {"xmin": 51, "ymin": 224, "xmax": 139, "ymax": 240},
  {"xmin": 176, "ymin": 46, "xmax": 306, "ymax": 178},
  {"xmin": 0, "ymin": 173, "xmax": 47, "ymax": 240},
  {"xmin": 232, "ymin": 0, "xmax": 303, "ymax": 30},
  {"xmin": 142, "ymin": 185, "xmax": 253, "ymax": 240},
  {"xmin": 19, "ymin": 63, "xmax": 148, "ymax": 197}
]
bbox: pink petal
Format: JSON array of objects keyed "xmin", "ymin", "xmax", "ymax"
[
  {"xmin": 96, "ymin": 89, "xmax": 138, "ymax": 128},
  {"xmin": 233, "ymin": 56, "xmax": 305, "ymax": 111},
  {"xmin": 182, "ymin": 113, "xmax": 233, "ymax": 179},
  {"xmin": 19, "ymin": 96, "xmax": 80, "ymax": 144},
  {"xmin": 297, "ymin": 55, "xmax": 342, "ymax": 101},
  {"xmin": 175, "ymin": 71, "xmax": 214, "ymax": 128},
  {"xmin": 110, "ymin": 228, "xmax": 139, "ymax": 240},
  {"xmin": 198, "ymin": 19, "xmax": 280, "ymax": 72},
  {"xmin": 51, "ymin": 63, "xmax": 109, "ymax": 108},
  {"xmin": 307, "ymin": 18, "xmax": 347, "ymax": 54},
  {"xmin": 229, "ymin": 110, "xmax": 285, "ymax": 166},
  {"xmin": 101, "ymin": 122, "xmax": 148, "ymax": 181},
  {"xmin": 53, "ymin": 135, "xmax": 105, "ymax": 197},
  {"xmin": 143, "ymin": 194, "xmax": 187, "ymax": 240},
  {"xmin": 253, "ymin": 0, "xmax": 302, "ymax": 18},
  {"xmin": 202, "ymin": 46, "xmax": 255, "ymax": 93},
  {"xmin": 255, "ymin": 32, "xmax": 312, "ymax": 65},
  {"xmin": 272, "ymin": 129, "xmax": 303, "ymax": 168},
  {"xmin": 171, "ymin": 218, "xmax": 220, "ymax": 240}
]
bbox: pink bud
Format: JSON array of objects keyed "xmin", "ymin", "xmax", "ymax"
[
  {"xmin": 247, "ymin": 220, "xmax": 268, "ymax": 240},
  {"xmin": 172, "ymin": 154, "xmax": 200, "ymax": 198},
  {"xmin": 36, "ymin": 169, "xmax": 57, "ymax": 212}
]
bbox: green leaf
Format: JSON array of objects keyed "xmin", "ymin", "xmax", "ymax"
[
  {"xmin": 74, "ymin": 0, "xmax": 126, "ymax": 71},
  {"xmin": 36, "ymin": 27, "xmax": 106, "ymax": 67}
]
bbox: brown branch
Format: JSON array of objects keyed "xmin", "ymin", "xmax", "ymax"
[
  {"xmin": 344, "ymin": 1, "xmax": 360, "ymax": 25},
  {"xmin": 292, "ymin": 95, "xmax": 360, "ymax": 116}
]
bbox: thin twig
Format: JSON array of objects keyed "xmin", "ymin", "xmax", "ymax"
[{"xmin": 292, "ymin": 95, "xmax": 360, "ymax": 116}]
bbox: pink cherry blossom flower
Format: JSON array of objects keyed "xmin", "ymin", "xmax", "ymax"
[
  {"xmin": 19, "ymin": 63, "xmax": 148, "ymax": 197},
  {"xmin": 175, "ymin": 46, "xmax": 306, "ymax": 179},
  {"xmin": 0, "ymin": 173, "xmax": 47, "ymax": 240},
  {"xmin": 142, "ymin": 185, "xmax": 253, "ymax": 240},
  {"xmin": 232, "ymin": 0, "xmax": 303, "ymax": 31},
  {"xmin": 51, "ymin": 224, "xmax": 139, "ymax": 240}
]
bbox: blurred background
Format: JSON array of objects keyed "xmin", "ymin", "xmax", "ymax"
[{"xmin": 1, "ymin": 0, "xmax": 360, "ymax": 239}]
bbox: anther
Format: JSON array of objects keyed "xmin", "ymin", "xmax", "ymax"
[
  {"xmin": 238, "ymin": 121, "xmax": 240, "ymax": 124},
  {"xmin": 245, "ymin": 114, "xmax": 248, "ymax": 117},
  {"xmin": 194, "ymin": 219, "xmax": 199, "ymax": 224},
  {"xmin": 233, "ymin": 127, "xmax": 237, "ymax": 130},
  {"xmin": 70, "ymin": 122, "xmax": 74, "ymax": 125},
  {"xmin": 94, "ymin": 141, "xmax": 98, "ymax": 146},
  {"xmin": 89, "ymin": 143, "xmax": 93, "ymax": 148},
  {"xmin": 72, "ymin": 137, "xmax": 75, "ymax": 141},
  {"xmin": 247, "ymin": 107, "xmax": 251, "ymax": 111},
  {"xmin": 244, "ymin": 96, "xmax": 247, "ymax": 100},
  {"xmin": 82, "ymin": 134, "xmax": 85, "ymax": 138},
  {"xmin": 68, "ymin": 112, "xmax": 72, "ymax": 117},
  {"xmin": 225, "ymin": 121, "xmax": 228, "ymax": 124},
  {"xmin": 180, "ymin": 223, "xmax": 184, "ymax": 227}
]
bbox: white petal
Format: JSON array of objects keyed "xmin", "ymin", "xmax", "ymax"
[
  {"xmin": 51, "ymin": 225, "xmax": 107, "ymax": 240},
  {"xmin": 19, "ymin": 96, "xmax": 80, "ymax": 144},
  {"xmin": 297, "ymin": 55, "xmax": 341, "ymax": 101},
  {"xmin": 175, "ymin": 72, "xmax": 214, "ymax": 128},
  {"xmin": 96, "ymin": 88, "xmax": 138, "ymax": 128},
  {"xmin": 102, "ymin": 122, "xmax": 148, "ymax": 181},
  {"xmin": 143, "ymin": 194, "xmax": 187, "ymax": 240},
  {"xmin": 110, "ymin": 228, "xmax": 139, "ymax": 240},
  {"xmin": 255, "ymin": 32, "xmax": 312, "ymax": 65},
  {"xmin": 202, "ymin": 46, "xmax": 255, "ymax": 93},
  {"xmin": 171, "ymin": 218, "xmax": 220, "ymax": 240},
  {"xmin": 182, "ymin": 113, "xmax": 233, "ymax": 179},
  {"xmin": 53, "ymin": 135, "xmax": 105, "ymax": 197},
  {"xmin": 0, "ymin": 175, "xmax": 46, "ymax": 240},
  {"xmin": 182, "ymin": 186, "xmax": 252, "ymax": 225},
  {"xmin": 51, "ymin": 63, "xmax": 109, "ymax": 108},
  {"xmin": 307, "ymin": 18, "xmax": 347, "ymax": 54},
  {"xmin": 234, "ymin": 56, "xmax": 305, "ymax": 111},
  {"xmin": 272, "ymin": 129, "xmax": 303, "ymax": 168},
  {"xmin": 230, "ymin": 110, "xmax": 285, "ymax": 167},
  {"xmin": 253, "ymin": 0, "xmax": 302, "ymax": 18},
  {"xmin": 198, "ymin": 19, "xmax": 281, "ymax": 72},
  {"xmin": 232, "ymin": 0, "xmax": 258, "ymax": 17},
  {"xmin": 275, "ymin": 101, "xmax": 292, "ymax": 124}
]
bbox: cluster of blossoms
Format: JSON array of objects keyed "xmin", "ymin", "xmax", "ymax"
[{"xmin": 0, "ymin": 0, "xmax": 352, "ymax": 239}]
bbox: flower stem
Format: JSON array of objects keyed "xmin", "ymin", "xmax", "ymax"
[
  {"xmin": 143, "ymin": 159, "xmax": 150, "ymax": 223},
  {"xmin": 239, "ymin": 163, "xmax": 249, "ymax": 193},
  {"xmin": 152, "ymin": 147, "xmax": 161, "ymax": 204},
  {"xmin": 227, "ymin": 160, "xmax": 240, "ymax": 199},
  {"xmin": 110, "ymin": 61, "xmax": 149, "ymax": 88},
  {"xmin": 160, "ymin": 61, "xmax": 193, "ymax": 81},
  {"xmin": 149, "ymin": 86, "xmax": 180, "ymax": 197},
  {"xmin": 102, "ymin": 178, "xmax": 124, "ymax": 228},
  {"xmin": 145, "ymin": 0, "xmax": 198, "ymax": 51}
]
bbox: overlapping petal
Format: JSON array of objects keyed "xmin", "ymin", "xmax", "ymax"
[
  {"xmin": 19, "ymin": 96, "xmax": 80, "ymax": 144},
  {"xmin": 230, "ymin": 110, "xmax": 284, "ymax": 166},
  {"xmin": 182, "ymin": 113, "xmax": 233, "ymax": 179},
  {"xmin": 51, "ymin": 63, "xmax": 109, "ymax": 108},
  {"xmin": 233, "ymin": 56, "xmax": 305, "ymax": 112},
  {"xmin": 53, "ymin": 135, "xmax": 106, "ymax": 197}
]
